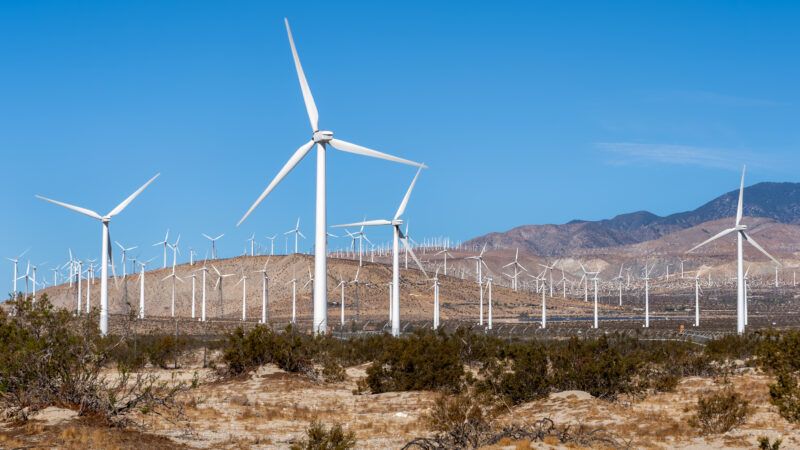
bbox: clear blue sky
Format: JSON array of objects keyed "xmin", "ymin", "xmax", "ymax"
[{"xmin": 2, "ymin": 1, "xmax": 799, "ymax": 294}]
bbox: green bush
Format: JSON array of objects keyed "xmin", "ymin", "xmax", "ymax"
[
  {"xmin": 0, "ymin": 296, "xmax": 185, "ymax": 422},
  {"xmin": 689, "ymin": 389, "xmax": 749, "ymax": 434},
  {"xmin": 223, "ymin": 324, "xmax": 313, "ymax": 375},
  {"xmin": 758, "ymin": 330, "xmax": 800, "ymax": 373},
  {"xmin": 290, "ymin": 421, "xmax": 356, "ymax": 450},
  {"xmin": 758, "ymin": 436, "xmax": 782, "ymax": 450},
  {"xmin": 479, "ymin": 343, "xmax": 549, "ymax": 405},
  {"xmin": 549, "ymin": 336, "xmax": 638, "ymax": 400},
  {"xmin": 769, "ymin": 371, "xmax": 800, "ymax": 423},
  {"xmin": 365, "ymin": 330, "xmax": 464, "ymax": 394}
]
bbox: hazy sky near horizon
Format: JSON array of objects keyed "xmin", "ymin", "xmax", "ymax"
[{"xmin": 1, "ymin": 1, "xmax": 799, "ymax": 294}]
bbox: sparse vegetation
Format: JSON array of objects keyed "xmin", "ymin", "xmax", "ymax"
[
  {"xmin": 689, "ymin": 389, "xmax": 749, "ymax": 434},
  {"xmin": 290, "ymin": 420, "xmax": 357, "ymax": 450},
  {"xmin": 0, "ymin": 296, "xmax": 186, "ymax": 423}
]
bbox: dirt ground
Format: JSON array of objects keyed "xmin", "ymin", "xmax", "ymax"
[{"xmin": 2, "ymin": 352, "xmax": 799, "ymax": 450}]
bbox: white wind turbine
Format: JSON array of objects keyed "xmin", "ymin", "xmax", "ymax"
[
  {"xmin": 613, "ymin": 264, "xmax": 624, "ymax": 306},
  {"xmin": 247, "ymin": 234, "xmax": 256, "ymax": 257},
  {"xmin": 335, "ymin": 271, "xmax": 346, "ymax": 326},
  {"xmin": 265, "ymin": 235, "xmax": 277, "ymax": 256},
  {"xmin": 234, "ymin": 270, "xmax": 249, "ymax": 321},
  {"xmin": 195, "ymin": 264, "xmax": 210, "ymax": 322},
  {"xmin": 254, "ymin": 258, "xmax": 271, "ymax": 324},
  {"xmin": 485, "ymin": 276, "xmax": 493, "ymax": 330},
  {"xmin": 6, "ymin": 248, "xmax": 29, "ymax": 297},
  {"xmin": 115, "ymin": 242, "xmax": 137, "ymax": 277},
  {"xmin": 466, "ymin": 244, "xmax": 489, "ymax": 325},
  {"xmin": 642, "ymin": 262, "xmax": 655, "ymax": 328},
  {"xmin": 693, "ymin": 270, "xmax": 704, "ymax": 327},
  {"xmin": 334, "ymin": 168, "xmax": 428, "ymax": 337},
  {"xmin": 435, "ymin": 249, "xmax": 453, "ymax": 276},
  {"xmin": 162, "ymin": 268, "xmax": 184, "ymax": 317},
  {"xmin": 687, "ymin": 166, "xmax": 781, "ymax": 334},
  {"xmin": 502, "ymin": 249, "xmax": 527, "ymax": 292},
  {"xmin": 168, "ymin": 234, "xmax": 181, "ymax": 268},
  {"xmin": 284, "ymin": 218, "xmax": 306, "ymax": 254},
  {"xmin": 431, "ymin": 267, "xmax": 441, "ymax": 330},
  {"xmin": 136, "ymin": 257, "xmax": 156, "ymax": 319},
  {"xmin": 237, "ymin": 19, "xmax": 426, "ymax": 335},
  {"xmin": 36, "ymin": 174, "xmax": 159, "ymax": 335},
  {"xmin": 152, "ymin": 230, "xmax": 170, "ymax": 269},
  {"xmin": 203, "ymin": 234, "xmax": 224, "ymax": 260},
  {"xmin": 211, "ymin": 265, "xmax": 235, "ymax": 319}
]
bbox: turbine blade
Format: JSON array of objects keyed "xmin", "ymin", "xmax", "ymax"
[
  {"xmin": 394, "ymin": 167, "xmax": 423, "ymax": 220},
  {"xmin": 238, "ymin": 140, "xmax": 315, "ymax": 226},
  {"xmin": 332, "ymin": 219, "xmax": 392, "ymax": 228},
  {"xmin": 736, "ymin": 165, "xmax": 746, "ymax": 226},
  {"xmin": 107, "ymin": 173, "xmax": 160, "ymax": 217},
  {"xmin": 329, "ymin": 138, "xmax": 427, "ymax": 169},
  {"xmin": 687, "ymin": 227, "xmax": 737, "ymax": 253},
  {"xmin": 284, "ymin": 18, "xmax": 319, "ymax": 131},
  {"xmin": 402, "ymin": 238, "xmax": 427, "ymax": 278},
  {"xmin": 742, "ymin": 231, "xmax": 781, "ymax": 266},
  {"xmin": 35, "ymin": 195, "xmax": 102, "ymax": 220}
]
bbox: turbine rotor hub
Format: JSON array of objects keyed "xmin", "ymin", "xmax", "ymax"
[{"xmin": 313, "ymin": 130, "xmax": 334, "ymax": 143}]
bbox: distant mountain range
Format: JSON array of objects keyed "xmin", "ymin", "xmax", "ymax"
[{"xmin": 466, "ymin": 182, "xmax": 800, "ymax": 256}]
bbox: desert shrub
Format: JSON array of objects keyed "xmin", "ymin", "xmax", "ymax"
[
  {"xmin": 424, "ymin": 392, "xmax": 494, "ymax": 448},
  {"xmin": 758, "ymin": 330, "xmax": 800, "ymax": 373},
  {"xmin": 450, "ymin": 327, "xmax": 505, "ymax": 366},
  {"xmin": 321, "ymin": 358, "xmax": 346, "ymax": 383},
  {"xmin": 548, "ymin": 336, "xmax": 638, "ymax": 400},
  {"xmin": 705, "ymin": 333, "xmax": 760, "ymax": 363},
  {"xmin": 0, "ymin": 296, "xmax": 185, "ymax": 422},
  {"xmin": 689, "ymin": 389, "xmax": 749, "ymax": 434},
  {"xmin": 290, "ymin": 420, "xmax": 356, "ymax": 450},
  {"xmin": 365, "ymin": 330, "xmax": 464, "ymax": 394},
  {"xmin": 223, "ymin": 324, "xmax": 313, "ymax": 375},
  {"xmin": 758, "ymin": 436, "xmax": 783, "ymax": 450},
  {"xmin": 479, "ymin": 343, "xmax": 549, "ymax": 405},
  {"xmin": 142, "ymin": 335, "xmax": 188, "ymax": 369},
  {"xmin": 769, "ymin": 370, "xmax": 800, "ymax": 423}
]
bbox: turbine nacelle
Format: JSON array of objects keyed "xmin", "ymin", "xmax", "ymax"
[{"xmin": 313, "ymin": 130, "xmax": 334, "ymax": 143}]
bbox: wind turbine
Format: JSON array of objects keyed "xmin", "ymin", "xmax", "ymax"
[
  {"xmin": 162, "ymin": 268, "xmax": 184, "ymax": 317},
  {"xmin": 485, "ymin": 276, "xmax": 493, "ymax": 330},
  {"xmin": 334, "ymin": 168, "xmax": 428, "ymax": 337},
  {"xmin": 203, "ymin": 234, "xmax": 224, "ymax": 260},
  {"xmin": 431, "ymin": 267, "xmax": 440, "ymax": 330},
  {"xmin": 211, "ymin": 265, "xmax": 235, "ymax": 318},
  {"xmin": 247, "ymin": 234, "xmax": 257, "ymax": 257},
  {"xmin": 435, "ymin": 249, "xmax": 453, "ymax": 276},
  {"xmin": 254, "ymin": 258, "xmax": 271, "ymax": 324},
  {"xmin": 613, "ymin": 264, "xmax": 624, "ymax": 306},
  {"xmin": 168, "ymin": 234, "xmax": 181, "ymax": 268},
  {"xmin": 687, "ymin": 166, "xmax": 781, "ymax": 334},
  {"xmin": 284, "ymin": 218, "xmax": 306, "ymax": 254},
  {"xmin": 195, "ymin": 264, "xmax": 210, "ymax": 322},
  {"xmin": 693, "ymin": 270, "xmax": 704, "ymax": 327},
  {"xmin": 642, "ymin": 262, "xmax": 655, "ymax": 328},
  {"xmin": 6, "ymin": 248, "xmax": 29, "ymax": 297},
  {"xmin": 265, "ymin": 235, "xmax": 277, "ymax": 256},
  {"xmin": 115, "ymin": 242, "xmax": 137, "ymax": 277},
  {"xmin": 234, "ymin": 271, "xmax": 249, "ymax": 321},
  {"xmin": 136, "ymin": 257, "xmax": 156, "ymax": 319},
  {"xmin": 335, "ymin": 272, "xmax": 346, "ymax": 326},
  {"xmin": 502, "ymin": 249, "xmax": 527, "ymax": 292},
  {"xmin": 237, "ymin": 19, "xmax": 426, "ymax": 335},
  {"xmin": 152, "ymin": 230, "xmax": 170, "ymax": 269},
  {"xmin": 466, "ymin": 244, "xmax": 490, "ymax": 325},
  {"xmin": 36, "ymin": 174, "xmax": 159, "ymax": 335}
]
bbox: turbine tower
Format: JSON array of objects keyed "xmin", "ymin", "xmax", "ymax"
[
  {"xmin": 334, "ymin": 168, "xmax": 428, "ymax": 336},
  {"xmin": 687, "ymin": 166, "xmax": 780, "ymax": 334},
  {"xmin": 36, "ymin": 174, "xmax": 159, "ymax": 335},
  {"xmin": 237, "ymin": 19, "xmax": 426, "ymax": 335}
]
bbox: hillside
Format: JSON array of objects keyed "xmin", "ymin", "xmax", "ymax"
[{"xmin": 467, "ymin": 182, "xmax": 800, "ymax": 256}]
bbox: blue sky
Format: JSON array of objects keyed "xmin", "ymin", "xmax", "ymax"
[{"xmin": 1, "ymin": 1, "xmax": 799, "ymax": 294}]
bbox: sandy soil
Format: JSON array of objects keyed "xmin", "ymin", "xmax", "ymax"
[{"xmin": 3, "ymin": 360, "xmax": 799, "ymax": 449}]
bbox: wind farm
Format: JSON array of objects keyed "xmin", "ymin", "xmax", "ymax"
[{"xmin": 3, "ymin": 3, "xmax": 800, "ymax": 449}]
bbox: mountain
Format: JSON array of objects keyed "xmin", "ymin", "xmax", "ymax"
[{"xmin": 466, "ymin": 182, "xmax": 800, "ymax": 256}]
